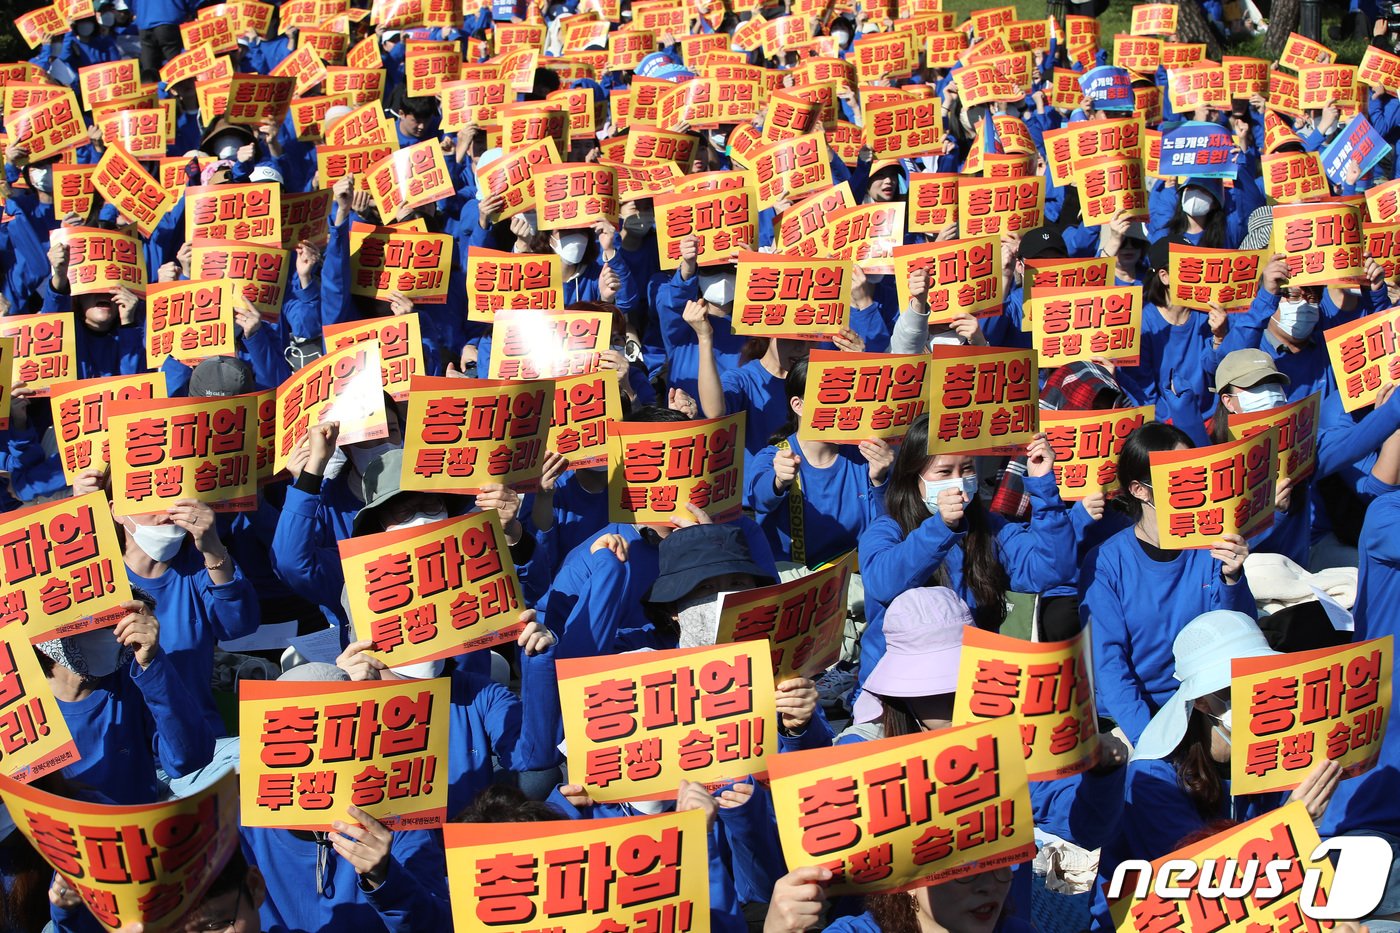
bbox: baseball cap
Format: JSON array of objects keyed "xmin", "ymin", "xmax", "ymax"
[
  {"xmin": 1211, "ymin": 348, "xmax": 1290, "ymax": 393},
  {"xmin": 249, "ymin": 164, "xmax": 284, "ymax": 185},
  {"xmin": 187, "ymin": 357, "xmax": 254, "ymax": 397},
  {"xmin": 1018, "ymin": 227, "xmax": 1066, "ymax": 261}
]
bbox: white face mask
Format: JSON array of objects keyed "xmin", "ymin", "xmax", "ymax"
[
  {"xmin": 215, "ymin": 143, "xmax": 239, "ymax": 160},
  {"xmin": 675, "ymin": 591, "xmax": 728, "ymax": 648},
  {"xmin": 1181, "ymin": 189, "xmax": 1215, "ymax": 219},
  {"xmin": 1212, "ymin": 705, "xmax": 1232, "ymax": 747},
  {"xmin": 1235, "ymin": 384, "xmax": 1287, "ymax": 413},
  {"xmin": 622, "ymin": 211, "xmax": 655, "ymax": 235},
  {"xmin": 69, "ymin": 628, "xmax": 124, "ymax": 678},
  {"xmin": 928, "ymin": 330, "xmax": 965, "ymax": 347},
  {"xmin": 28, "ymin": 167, "xmax": 52, "ymax": 194},
  {"xmin": 391, "ymin": 658, "xmax": 446, "ymax": 679},
  {"xmin": 386, "ymin": 508, "xmax": 448, "ymax": 532},
  {"xmin": 347, "ymin": 441, "xmax": 395, "ymax": 474},
  {"xmin": 1275, "ymin": 298, "xmax": 1320, "ymax": 340},
  {"xmin": 554, "ymin": 231, "xmax": 589, "ymax": 265},
  {"xmin": 922, "ymin": 475, "xmax": 977, "ymax": 512},
  {"xmin": 322, "ymin": 445, "xmax": 349, "ymax": 480},
  {"xmin": 833, "ymin": 28, "xmax": 852, "ymax": 47},
  {"xmin": 127, "ymin": 521, "xmax": 186, "ymax": 563}
]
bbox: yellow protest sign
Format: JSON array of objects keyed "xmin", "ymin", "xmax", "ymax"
[
  {"xmin": 0, "ymin": 771, "xmax": 240, "ymax": 930},
  {"xmin": 94, "ymin": 107, "xmax": 168, "ymax": 160},
  {"xmin": 275, "ymin": 340, "xmax": 390, "ymax": 472},
  {"xmin": 144, "ymin": 280, "xmax": 237, "ymax": 370},
  {"xmin": 400, "ymin": 375, "xmax": 552, "ymax": 494},
  {"xmin": 1021, "ymin": 256, "xmax": 1113, "ymax": 329},
  {"xmin": 1168, "ymin": 243, "xmax": 1268, "ymax": 312},
  {"xmin": 905, "ymin": 172, "xmax": 958, "ymax": 234},
  {"xmin": 824, "ymin": 202, "xmax": 905, "ymax": 273},
  {"xmin": 365, "ymin": 139, "xmax": 456, "ymax": 221},
  {"xmin": 748, "ymin": 133, "xmax": 834, "ymax": 210},
  {"xmin": 1043, "ymin": 117, "xmax": 1143, "ymax": 186},
  {"xmin": 1324, "ymin": 305, "xmax": 1400, "ymax": 412},
  {"xmin": 655, "ymin": 184, "xmax": 759, "ymax": 269},
  {"xmin": 1228, "ymin": 392, "xmax": 1320, "ymax": 486},
  {"xmin": 798, "ymin": 350, "xmax": 928, "ymax": 445},
  {"xmin": 518, "ymin": 370, "xmax": 609, "ymax": 470},
  {"xmin": 107, "ymin": 393, "xmax": 260, "ymax": 517},
  {"xmin": 77, "ymin": 59, "xmax": 143, "ymax": 112},
  {"xmin": 927, "ymin": 345, "xmax": 1038, "ymax": 456},
  {"xmin": 1072, "ymin": 154, "xmax": 1146, "ymax": 226},
  {"xmin": 465, "ymin": 248, "xmax": 564, "ymax": 322},
  {"xmin": 716, "ymin": 552, "xmax": 854, "ymax": 682},
  {"xmin": 0, "ymin": 338, "xmax": 10, "ymax": 431},
  {"xmin": 1230, "ymin": 636, "xmax": 1391, "ymax": 795},
  {"xmin": 1149, "ymin": 429, "xmax": 1278, "ymax": 549},
  {"xmin": 54, "ymin": 226, "xmax": 147, "ymax": 297},
  {"xmin": 0, "ymin": 492, "xmax": 132, "ymax": 640},
  {"xmin": 769, "ymin": 719, "xmax": 1035, "ymax": 895},
  {"xmin": 92, "ymin": 144, "xmax": 177, "ymax": 238},
  {"xmin": 954, "ymin": 626, "xmax": 1098, "ymax": 781},
  {"xmin": 608, "ymin": 414, "xmax": 745, "ymax": 523},
  {"xmin": 347, "ymin": 222, "xmax": 454, "ymax": 304},
  {"xmin": 1041, "ymin": 406, "xmax": 1153, "ymax": 500},
  {"xmin": 732, "ymin": 252, "xmax": 850, "ymax": 339},
  {"xmin": 53, "ymin": 164, "xmax": 97, "ymax": 219},
  {"xmin": 440, "ymin": 77, "xmax": 508, "ymax": 131},
  {"xmin": 1107, "ymin": 802, "xmax": 1340, "ymax": 929},
  {"xmin": 324, "ymin": 315, "xmax": 425, "ymax": 402},
  {"xmin": 190, "ymin": 240, "xmax": 289, "ymax": 322},
  {"xmin": 864, "ymin": 97, "xmax": 943, "ymax": 160},
  {"xmin": 1027, "ymin": 285, "xmax": 1143, "ymax": 367},
  {"xmin": 558, "ymin": 640, "xmax": 776, "ymax": 802},
  {"xmin": 185, "ymin": 182, "xmax": 283, "ymax": 245},
  {"xmin": 7, "ymin": 89, "xmax": 85, "ymax": 162},
  {"xmin": 488, "ymin": 308, "xmax": 612, "ymax": 379},
  {"xmin": 474, "ymin": 137, "xmax": 560, "ymax": 223},
  {"xmin": 50, "ymin": 374, "xmax": 167, "ymax": 484},
  {"xmin": 958, "ymin": 175, "xmax": 1043, "ymax": 238},
  {"xmin": 340, "ymin": 510, "xmax": 525, "ymax": 668},
  {"xmin": 532, "ymin": 162, "xmax": 619, "ymax": 230},
  {"xmin": 774, "ymin": 183, "xmax": 855, "ymax": 256},
  {"xmin": 0, "ymin": 619, "xmax": 79, "ymax": 779},
  {"xmin": 1271, "ymin": 200, "xmax": 1365, "ymax": 287},
  {"xmin": 224, "ymin": 74, "xmax": 295, "ymax": 125},
  {"xmin": 0, "ymin": 313, "xmax": 77, "ymax": 395},
  {"xmin": 892, "ymin": 236, "xmax": 1002, "ymax": 323},
  {"xmin": 444, "ymin": 810, "xmax": 711, "ymax": 933},
  {"xmin": 239, "ymin": 677, "xmax": 451, "ymax": 829}
]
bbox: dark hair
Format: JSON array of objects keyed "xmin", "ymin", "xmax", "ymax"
[
  {"xmin": 626, "ymin": 405, "xmax": 689, "ymax": 423},
  {"xmin": 766, "ymin": 359, "xmax": 808, "ymax": 446},
  {"xmin": 740, "ymin": 336, "xmax": 768, "ymax": 365},
  {"xmin": 1169, "ymin": 706, "xmax": 1226, "ymax": 818},
  {"xmin": 885, "ymin": 415, "xmax": 1008, "ymax": 631},
  {"xmin": 1113, "ymin": 421, "xmax": 1195, "ymax": 522},
  {"xmin": 393, "ymin": 91, "xmax": 439, "ymax": 121},
  {"xmin": 454, "ymin": 784, "xmax": 566, "ymax": 823},
  {"xmin": 1167, "ymin": 196, "xmax": 1227, "ymax": 249},
  {"xmin": 0, "ymin": 832, "xmax": 51, "ymax": 933},
  {"xmin": 528, "ymin": 68, "xmax": 562, "ymax": 100},
  {"xmin": 1143, "ymin": 264, "xmax": 1169, "ymax": 308},
  {"xmin": 205, "ymin": 849, "xmax": 254, "ymax": 902}
]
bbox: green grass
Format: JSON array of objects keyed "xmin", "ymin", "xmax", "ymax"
[{"xmin": 934, "ymin": 0, "xmax": 1364, "ymax": 64}]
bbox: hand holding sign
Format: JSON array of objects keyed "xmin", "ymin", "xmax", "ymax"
[
  {"xmin": 329, "ymin": 805, "xmax": 393, "ymax": 888},
  {"xmin": 1209, "ymin": 532, "xmax": 1250, "ymax": 583},
  {"xmin": 765, "ymin": 867, "xmax": 833, "ymax": 932},
  {"xmin": 112, "ymin": 599, "xmax": 160, "ymax": 669}
]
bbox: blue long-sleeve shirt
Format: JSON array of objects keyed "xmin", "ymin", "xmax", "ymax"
[
  {"xmin": 1078, "ymin": 527, "xmax": 1256, "ymax": 744},
  {"xmin": 126, "ymin": 543, "xmax": 259, "ymax": 736},
  {"xmin": 747, "ymin": 436, "xmax": 885, "ymax": 566},
  {"xmin": 54, "ymin": 648, "xmax": 215, "ymax": 804},
  {"xmin": 857, "ymin": 472, "xmax": 1075, "ymax": 685},
  {"xmin": 1116, "ymin": 302, "xmax": 1224, "ymax": 447},
  {"xmin": 241, "ymin": 826, "xmax": 450, "ymax": 933}
]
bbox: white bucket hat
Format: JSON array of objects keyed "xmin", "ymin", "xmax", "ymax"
[{"xmin": 1130, "ymin": 610, "xmax": 1278, "ymax": 762}]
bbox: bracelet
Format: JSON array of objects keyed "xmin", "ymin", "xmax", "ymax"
[{"xmin": 204, "ymin": 552, "xmax": 230, "ymax": 572}]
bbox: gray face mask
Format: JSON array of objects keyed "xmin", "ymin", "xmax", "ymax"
[{"xmin": 675, "ymin": 592, "xmax": 727, "ymax": 648}]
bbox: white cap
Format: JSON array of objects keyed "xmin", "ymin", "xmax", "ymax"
[
  {"xmin": 323, "ymin": 105, "xmax": 354, "ymax": 129},
  {"xmin": 249, "ymin": 165, "xmax": 284, "ymax": 185}
]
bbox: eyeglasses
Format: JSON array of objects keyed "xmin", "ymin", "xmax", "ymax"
[{"xmin": 188, "ymin": 885, "xmax": 245, "ymax": 933}]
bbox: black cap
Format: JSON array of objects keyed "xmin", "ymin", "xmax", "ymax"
[
  {"xmin": 647, "ymin": 524, "xmax": 774, "ymax": 603},
  {"xmin": 1147, "ymin": 235, "xmax": 1188, "ymax": 272},
  {"xmin": 1018, "ymin": 227, "xmax": 1066, "ymax": 261},
  {"xmin": 188, "ymin": 357, "xmax": 254, "ymax": 397}
]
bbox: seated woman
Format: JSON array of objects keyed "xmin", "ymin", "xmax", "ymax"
[
  {"xmin": 1078, "ymin": 421, "xmax": 1256, "ymax": 745},
  {"xmin": 858, "ymin": 414, "xmax": 1075, "ymax": 684}
]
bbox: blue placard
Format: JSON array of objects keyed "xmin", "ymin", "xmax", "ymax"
[
  {"xmin": 1321, "ymin": 115, "xmax": 1392, "ymax": 186},
  {"xmin": 1159, "ymin": 120, "xmax": 1241, "ymax": 179},
  {"xmin": 1078, "ymin": 65, "xmax": 1135, "ymax": 112}
]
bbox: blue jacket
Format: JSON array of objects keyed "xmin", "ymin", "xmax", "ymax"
[
  {"xmin": 242, "ymin": 826, "xmax": 450, "ymax": 933},
  {"xmin": 1078, "ymin": 527, "xmax": 1256, "ymax": 743},
  {"xmin": 748, "ymin": 436, "xmax": 886, "ymax": 566},
  {"xmin": 857, "ymin": 473, "xmax": 1075, "ymax": 685},
  {"xmin": 54, "ymin": 648, "xmax": 215, "ymax": 804},
  {"xmin": 126, "ymin": 542, "xmax": 260, "ymax": 736}
]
